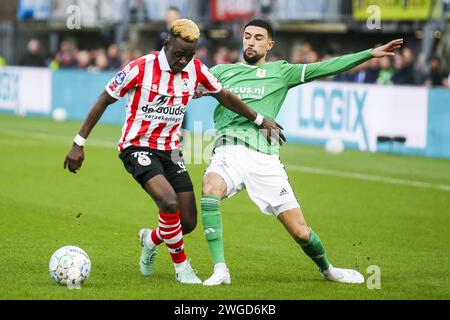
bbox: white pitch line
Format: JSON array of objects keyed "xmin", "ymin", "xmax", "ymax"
[
  {"xmin": 1, "ymin": 126, "xmax": 449, "ymax": 192},
  {"xmin": 0, "ymin": 128, "xmax": 114, "ymax": 148},
  {"xmin": 288, "ymin": 165, "xmax": 450, "ymax": 192}
]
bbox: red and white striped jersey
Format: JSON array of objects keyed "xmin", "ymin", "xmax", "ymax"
[{"xmin": 106, "ymin": 49, "xmax": 222, "ymax": 152}]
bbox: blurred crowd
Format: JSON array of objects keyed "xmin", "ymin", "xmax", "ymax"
[
  {"xmin": 15, "ymin": 38, "xmax": 131, "ymax": 72},
  {"xmin": 1, "ymin": 4, "xmax": 448, "ymax": 88},
  {"xmin": 14, "ymin": 37, "xmax": 243, "ymax": 72},
  {"xmin": 5, "ymin": 36, "xmax": 447, "ymax": 88},
  {"xmin": 292, "ymin": 44, "xmax": 450, "ymax": 88}
]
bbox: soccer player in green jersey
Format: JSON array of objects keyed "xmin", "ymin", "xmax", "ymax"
[{"xmin": 200, "ymin": 19, "xmax": 404, "ymax": 285}]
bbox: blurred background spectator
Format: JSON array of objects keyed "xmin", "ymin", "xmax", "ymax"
[
  {"xmin": 196, "ymin": 44, "xmax": 214, "ymax": 67},
  {"xmin": 107, "ymin": 44, "xmax": 122, "ymax": 70},
  {"xmin": 213, "ymin": 46, "xmax": 232, "ymax": 65},
  {"xmin": 19, "ymin": 39, "xmax": 46, "ymax": 67},
  {"xmin": 377, "ymin": 57, "xmax": 394, "ymax": 85},
  {"xmin": 391, "ymin": 49, "xmax": 416, "ymax": 85},
  {"xmin": 154, "ymin": 6, "xmax": 181, "ymax": 51},
  {"xmin": 268, "ymin": 51, "xmax": 281, "ymax": 62},
  {"xmin": 424, "ymin": 56, "xmax": 450, "ymax": 88},
  {"xmin": 91, "ymin": 49, "xmax": 109, "ymax": 72},
  {"xmin": 55, "ymin": 40, "xmax": 77, "ymax": 69},
  {"xmin": 362, "ymin": 58, "xmax": 380, "ymax": 84},
  {"xmin": 75, "ymin": 50, "xmax": 92, "ymax": 69},
  {"xmin": 290, "ymin": 42, "xmax": 319, "ymax": 64}
]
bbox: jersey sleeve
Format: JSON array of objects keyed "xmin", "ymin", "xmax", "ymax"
[
  {"xmin": 194, "ymin": 60, "xmax": 223, "ymax": 93},
  {"xmin": 105, "ymin": 59, "xmax": 142, "ymax": 99},
  {"xmin": 279, "ymin": 61, "xmax": 303, "ymax": 88},
  {"xmin": 301, "ymin": 49, "xmax": 373, "ymax": 83}
]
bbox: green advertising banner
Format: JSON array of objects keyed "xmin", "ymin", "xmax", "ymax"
[{"xmin": 353, "ymin": 0, "xmax": 433, "ymax": 21}]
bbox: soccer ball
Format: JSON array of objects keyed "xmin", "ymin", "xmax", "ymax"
[
  {"xmin": 49, "ymin": 246, "xmax": 91, "ymax": 288},
  {"xmin": 325, "ymin": 138, "xmax": 344, "ymax": 154},
  {"xmin": 52, "ymin": 108, "xmax": 67, "ymax": 122}
]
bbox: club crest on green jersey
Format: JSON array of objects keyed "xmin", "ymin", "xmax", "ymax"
[{"xmin": 256, "ymin": 69, "xmax": 266, "ymax": 78}]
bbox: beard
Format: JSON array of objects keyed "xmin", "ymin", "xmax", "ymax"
[{"xmin": 243, "ymin": 50, "xmax": 263, "ymax": 65}]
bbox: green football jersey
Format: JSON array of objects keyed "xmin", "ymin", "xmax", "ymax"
[{"xmin": 211, "ymin": 49, "xmax": 373, "ymax": 154}]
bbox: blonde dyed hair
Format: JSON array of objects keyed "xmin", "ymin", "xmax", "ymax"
[{"xmin": 170, "ymin": 19, "xmax": 200, "ymax": 42}]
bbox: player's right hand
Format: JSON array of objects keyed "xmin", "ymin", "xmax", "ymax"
[
  {"xmin": 64, "ymin": 144, "xmax": 85, "ymax": 174},
  {"xmin": 193, "ymin": 90, "xmax": 209, "ymax": 99},
  {"xmin": 372, "ymin": 38, "xmax": 404, "ymax": 57},
  {"xmin": 260, "ymin": 119, "xmax": 286, "ymax": 146}
]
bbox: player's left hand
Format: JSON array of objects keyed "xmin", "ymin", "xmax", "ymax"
[
  {"xmin": 260, "ymin": 119, "xmax": 286, "ymax": 146},
  {"xmin": 372, "ymin": 39, "xmax": 404, "ymax": 58}
]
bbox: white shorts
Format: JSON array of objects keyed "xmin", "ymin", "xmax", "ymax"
[{"xmin": 204, "ymin": 145, "xmax": 300, "ymax": 216}]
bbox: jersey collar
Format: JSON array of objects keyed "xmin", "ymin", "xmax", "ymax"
[
  {"xmin": 159, "ymin": 48, "xmax": 194, "ymax": 72},
  {"xmin": 238, "ymin": 62, "xmax": 258, "ymax": 68},
  {"xmin": 238, "ymin": 61, "xmax": 270, "ymax": 68}
]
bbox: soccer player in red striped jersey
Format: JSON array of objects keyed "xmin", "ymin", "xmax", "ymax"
[{"xmin": 63, "ymin": 19, "xmax": 283, "ymax": 284}]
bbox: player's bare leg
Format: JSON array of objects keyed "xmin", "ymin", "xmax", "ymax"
[
  {"xmin": 139, "ymin": 175, "xmax": 201, "ymax": 283},
  {"xmin": 177, "ymin": 191, "xmax": 198, "ymax": 235},
  {"xmin": 201, "ymin": 172, "xmax": 231, "ymax": 286},
  {"xmin": 278, "ymin": 208, "xmax": 364, "ymax": 284}
]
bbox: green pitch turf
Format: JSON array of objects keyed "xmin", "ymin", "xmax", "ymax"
[{"xmin": 0, "ymin": 114, "xmax": 449, "ymax": 300}]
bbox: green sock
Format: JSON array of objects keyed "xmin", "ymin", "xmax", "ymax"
[
  {"xmin": 298, "ymin": 228, "xmax": 330, "ymax": 271},
  {"xmin": 201, "ymin": 195, "xmax": 224, "ymax": 264}
]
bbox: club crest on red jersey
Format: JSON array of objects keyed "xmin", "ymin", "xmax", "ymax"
[{"xmin": 182, "ymin": 79, "xmax": 190, "ymax": 93}]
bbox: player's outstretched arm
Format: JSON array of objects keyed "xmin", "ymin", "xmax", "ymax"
[
  {"xmin": 210, "ymin": 89, "xmax": 286, "ymax": 145},
  {"xmin": 64, "ymin": 90, "xmax": 117, "ymax": 174},
  {"xmin": 303, "ymin": 38, "xmax": 404, "ymax": 83}
]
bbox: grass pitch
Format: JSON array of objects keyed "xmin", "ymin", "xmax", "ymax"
[{"xmin": 0, "ymin": 114, "xmax": 449, "ymax": 300}]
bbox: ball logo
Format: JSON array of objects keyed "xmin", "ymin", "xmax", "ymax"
[
  {"xmin": 138, "ymin": 155, "xmax": 152, "ymax": 166},
  {"xmin": 114, "ymin": 71, "xmax": 126, "ymax": 85}
]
